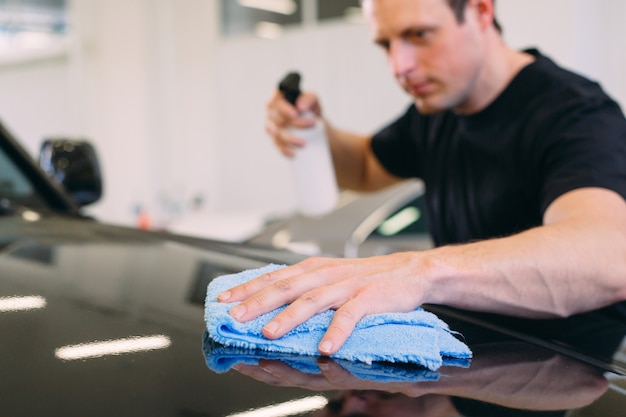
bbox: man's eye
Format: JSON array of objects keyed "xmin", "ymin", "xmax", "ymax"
[
  {"xmin": 409, "ymin": 30, "xmax": 434, "ymax": 42},
  {"xmin": 376, "ymin": 40, "xmax": 390, "ymax": 51}
]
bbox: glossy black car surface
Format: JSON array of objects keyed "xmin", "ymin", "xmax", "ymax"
[{"xmin": 2, "ymin": 120, "xmax": 626, "ymax": 416}]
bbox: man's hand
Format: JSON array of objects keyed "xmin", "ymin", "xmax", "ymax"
[
  {"xmin": 232, "ymin": 357, "xmax": 441, "ymax": 396},
  {"xmin": 217, "ymin": 253, "xmax": 431, "ymax": 355},
  {"xmin": 265, "ymin": 90, "xmax": 322, "ymax": 157},
  {"xmin": 231, "ymin": 343, "xmax": 608, "ymax": 411}
]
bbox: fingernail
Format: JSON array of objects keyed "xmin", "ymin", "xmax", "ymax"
[
  {"xmin": 318, "ymin": 362, "xmax": 330, "ymax": 371},
  {"xmin": 230, "ymin": 304, "xmax": 246, "ymax": 320},
  {"xmin": 218, "ymin": 291, "xmax": 231, "ymax": 302},
  {"xmin": 259, "ymin": 362, "xmax": 277, "ymax": 373},
  {"xmin": 263, "ymin": 321, "xmax": 278, "ymax": 336},
  {"xmin": 319, "ymin": 340, "xmax": 333, "ymax": 355}
]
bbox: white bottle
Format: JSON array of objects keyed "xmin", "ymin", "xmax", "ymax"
[
  {"xmin": 289, "ymin": 112, "xmax": 339, "ymax": 217},
  {"xmin": 280, "ymin": 72, "xmax": 339, "ymax": 217}
]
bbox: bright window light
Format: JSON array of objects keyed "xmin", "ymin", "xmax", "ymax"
[
  {"xmin": 227, "ymin": 396, "xmax": 328, "ymax": 417},
  {"xmin": 55, "ymin": 335, "xmax": 172, "ymax": 361},
  {"xmin": 0, "ymin": 295, "xmax": 47, "ymax": 312},
  {"xmin": 13, "ymin": 31, "xmax": 56, "ymax": 49},
  {"xmin": 238, "ymin": 0, "xmax": 297, "ymax": 15}
]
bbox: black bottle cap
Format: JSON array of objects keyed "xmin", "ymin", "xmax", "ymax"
[{"xmin": 278, "ymin": 72, "xmax": 301, "ymax": 105}]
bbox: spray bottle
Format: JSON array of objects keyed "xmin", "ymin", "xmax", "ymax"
[{"xmin": 279, "ymin": 72, "xmax": 339, "ymax": 217}]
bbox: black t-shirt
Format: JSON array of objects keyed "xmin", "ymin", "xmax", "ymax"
[{"xmin": 371, "ymin": 49, "xmax": 626, "ymax": 247}]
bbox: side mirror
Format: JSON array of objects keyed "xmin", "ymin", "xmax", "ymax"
[{"xmin": 39, "ymin": 139, "xmax": 103, "ymax": 207}]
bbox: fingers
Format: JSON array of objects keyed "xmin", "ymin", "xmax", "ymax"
[
  {"xmin": 265, "ymin": 89, "xmax": 320, "ymax": 157},
  {"xmin": 232, "ymin": 359, "xmax": 358, "ymax": 392},
  {"xmin": 233, "ymin": 360, "xmax": 331, "ymax": 390},
  {"xmin": 218, "ymin": 254, "xmax": 421, "ymax": 356},
  {"xmin": 257, "ymin": 360, "xmax": 335, "ymax": 390},
  {"xmin": 219, "ymin": 262, "xmax": 325, "ymax": 324},
  {"xmin": 218, "ymin": 263, "xmax": 305, "ymax": 304},
  {"xmin": 218, "ymin": 259, "xmax": 362, "ymax": 348},
  {"xmin": 265, "ymin": 119, "xmax": 304, "ymax": 158},
  {"xmin": 234, "ymin": 358, "xmax": 437, "ymax": 396},
  {"xmin": 296, "ymin": 92, "xmax": 322, "ymax": 116},
  {"xmin": 262, "ymin": 282, "xmax": 349, "ymax": 340},
  {"xmin": 318, "ymin": 300, "xmax": 364, "ymax": 355},
  {"xmin": 257, "ymin": 276, "xmax": 369, "ymax": 355}
]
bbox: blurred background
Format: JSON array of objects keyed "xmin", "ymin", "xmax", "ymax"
[{"xmin": 0, "ymin": 0, "xmax": 624, "ymax": 240}]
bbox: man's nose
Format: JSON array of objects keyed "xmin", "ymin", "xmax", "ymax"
[{"xmin": 389, "ymin": 40, "xmax": 418, "ymax": 79}]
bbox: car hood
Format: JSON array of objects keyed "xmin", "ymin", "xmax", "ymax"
[
  {"xmin": 1, "ymin": 214, "xmax": 626, "ymax": 416},
  {"xmin": 1, "ymin": 214, "xmax": 309, "ymax": 415}
]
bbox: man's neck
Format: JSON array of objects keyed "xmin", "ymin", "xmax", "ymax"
[{"xmin": 456, "ymin": 40, "xmax": 535, "ymax": 115}]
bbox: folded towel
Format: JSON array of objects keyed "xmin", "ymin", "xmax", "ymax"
[
  {"xmin": 204, "ymin": 264, "xmax": 472, "ymax": 371},
  {"xmin": 202, "ymin": 331, "xmax": 456, "ymax": 383}
]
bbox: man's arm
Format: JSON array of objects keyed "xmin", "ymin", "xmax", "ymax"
[
  {"xmin": 422, "ymin": 187, "xmax": 626, "ymax": 317},
  {"xmin": 324, "ymin": 123, "xmax": 402, "ymax": 191},
  {"xmin": 219, "ymin": 187, "xmax": 626, "ymax": 355}
]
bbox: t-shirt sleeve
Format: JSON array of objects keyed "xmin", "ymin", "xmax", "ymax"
[
  {"xmin": 370, "ymin": 104, "xmax": 424, "ymax": 179},
  {"xmin": 538, "ymin": 95, "xmax": 626, "ymax": 214}
]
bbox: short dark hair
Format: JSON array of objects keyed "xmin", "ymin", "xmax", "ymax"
[
  {"xmin": 359, "ymin": 0, "xmax": 503, "ymax": 33},
  {"xmin": 447, "ymin": 0, "xmax": 502, "ymax": 33}
]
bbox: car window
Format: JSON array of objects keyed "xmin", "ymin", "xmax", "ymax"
[{"xmin": 0, "ymin": 145, "xmax": 48, "ymax": 212}]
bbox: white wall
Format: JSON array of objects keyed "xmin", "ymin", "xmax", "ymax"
[
  {"xmin": 0, "ymin": 54, "xmax": 76, "ymax": 154},
  {"xmin": 0, "ymin": 0, "xmax": 624, "ymax": 234},
  {"xmin": 68, "ymin": 0, "xmax": 220, "ymax": 227},
  {"xmin": 498, "ymin": 0, "xmax": 626, "ymax": 107}
]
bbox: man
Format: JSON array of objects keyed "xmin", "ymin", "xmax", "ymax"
[{"xmin": 218, "ymin": 0, "xmax": 626, "ymax": 356}]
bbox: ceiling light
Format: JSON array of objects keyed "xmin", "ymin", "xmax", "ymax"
[
  {"xmin": 0, "ymin": 295, "xmax": 47, "ymax": 312},
  {"xmin": 255, "ymin": 21, "xmax": 283, "ymax": 39},
  {"xmin": 238, "ymin": 0, "xmax": 297, "ymax": 15},
  {"xmin": 55, "ymin": 335, "xmax": 172, "ymax": 361},
  {"xmin": 227, "ymin": 396, "xmax": 328, "ymax": 417}
]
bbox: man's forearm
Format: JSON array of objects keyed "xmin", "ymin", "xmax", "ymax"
[
  {"xmin": 423, "ymin": 188, "xmax": 626, "ymax": 318},
  {"xmin": 324, "ymin": 122, "xmax": 402, "ymax": 192}
]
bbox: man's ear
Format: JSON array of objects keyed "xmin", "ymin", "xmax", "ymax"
[{"xmin": 468, "ymin": 0, "xmax": 496, "ymax": 31}]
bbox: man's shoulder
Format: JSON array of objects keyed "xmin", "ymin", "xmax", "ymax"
[{"xmin": 522, "ymin": 49, "xmax": 613, "ymax": 103}]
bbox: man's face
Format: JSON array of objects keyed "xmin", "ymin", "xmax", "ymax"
[{"xmin": 363, "ymin": 0, "xmax": 486, "ymax": 114}]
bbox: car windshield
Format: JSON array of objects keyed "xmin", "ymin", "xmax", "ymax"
[{"xmin": 0, "ymin": 145, "xmax": 49, "ymax": 214}]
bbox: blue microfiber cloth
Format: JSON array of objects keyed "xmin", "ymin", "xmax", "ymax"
[
  {"xmin": 202, "ymin": 331, "xmax": 453, "ymax": 383},
  {"xmin": 204, "ymin": 264, "xmax": 472, "ymax": 371}
]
